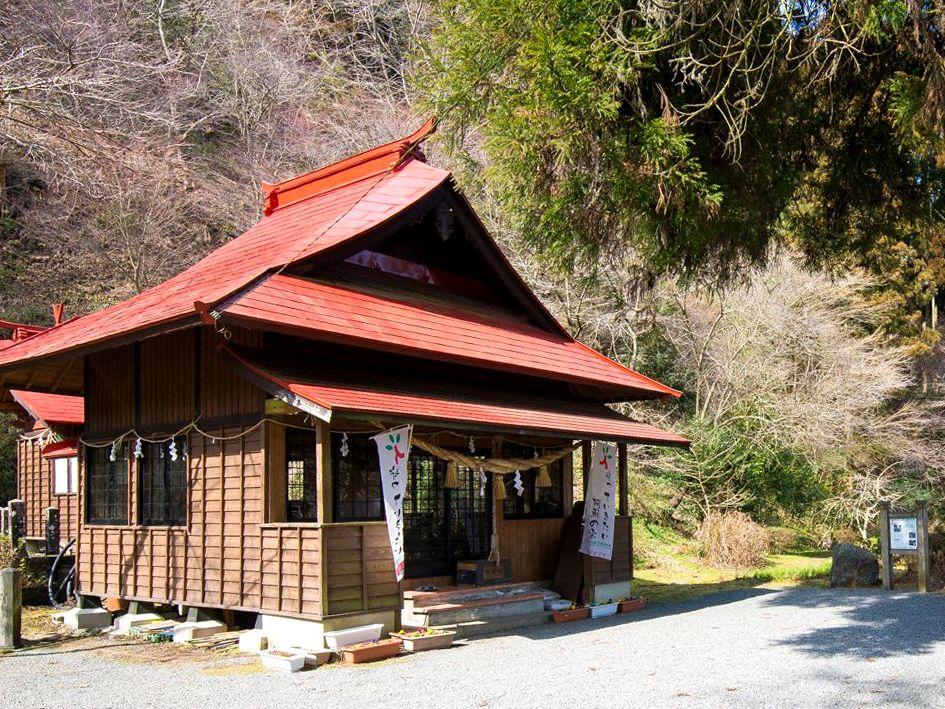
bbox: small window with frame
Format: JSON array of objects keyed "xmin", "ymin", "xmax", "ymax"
[
  {"xmin": 286, "ymin": 429, "xmax": 317, "ymax": 522},
  {"xmin": 139, "ymin": 437, "xmax": 188, "ymax": 526},
  {"xmin": 53, "ymin": 456, "xmax": 79, "ymax": 495},
  {"xmin": 86, "ymin": 444, "xmax": 129, "ymax": 525}
]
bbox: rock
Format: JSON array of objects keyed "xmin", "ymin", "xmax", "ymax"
[{"xmin": 829, "ymin": 543, "xmax": 879, "ymax": 587}]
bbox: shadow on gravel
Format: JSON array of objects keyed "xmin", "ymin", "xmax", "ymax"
[
  {"xmin": 764, "ymin": 587, "xmax": 945, "ymax": 659},
  {"xmin": 480, "ymin": 586, "xmax": 779, "ymax": 643}
]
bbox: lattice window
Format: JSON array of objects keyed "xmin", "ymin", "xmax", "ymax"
[
  {"xmin": 86, "ymin": 444, "xmax": 128, "ymax": 525},
  {"xmin": 286, "ymin": 429, "xmax": 317, "ymax": 522},
  {"xmin": 332, "ymin": 433, "xmax": 383, "ymax": 522},
  {"xmin": 503, "ymin": 445, "xmax": 565, "ymax": 520},
  {"xmin": 139, "ymin": 437, "xmax": 188, "ymax": 526}
]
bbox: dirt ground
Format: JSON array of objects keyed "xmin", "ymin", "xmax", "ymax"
[{"xmin": 8, "ymin": 606, "xmax": 267, "ymax": 676}]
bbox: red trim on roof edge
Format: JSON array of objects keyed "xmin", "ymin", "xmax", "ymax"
[
  {"xmin": 42, "ymin": 439, "xmax": 79, "ymax": 459},
  {"xmin": 261, "ymin": 119, "xmax": 436, "ymax": 216}
]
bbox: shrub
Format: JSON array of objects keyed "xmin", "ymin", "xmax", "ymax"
[{"xmin": 696, "ymin": 511, "xmax": 771, "ymax": 568}]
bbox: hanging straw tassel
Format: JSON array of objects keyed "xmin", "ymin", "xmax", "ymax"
[
  {"xmin": 492, "ymin": 473, "xmax": 507, "ymax": 500},
  {"xmin": 536, "ymin": 465, "xmax": 552, "ymax": 488},
  {"xmin": 444, "ymin": 461, "xmax": 459, "ymax": 489}
]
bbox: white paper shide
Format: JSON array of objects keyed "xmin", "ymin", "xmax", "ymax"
[
  {"xmin": 579, "ymin": 441, "xmax": 617, "ymax": 560},
  {"xmin": 372, "ymin": 425, "xmax": 412, "ymax": 581}
]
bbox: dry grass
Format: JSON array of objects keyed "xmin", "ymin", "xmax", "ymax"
[{"xmin": 696, "ymin": 511, "xmax": 771, "ymax": 568}]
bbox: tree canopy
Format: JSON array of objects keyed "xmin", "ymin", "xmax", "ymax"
[{"xmin": 420, "ymin": 0, "xmax": 945, "ymax": 324}]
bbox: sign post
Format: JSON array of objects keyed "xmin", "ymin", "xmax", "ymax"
[{"xmin": 879, "ymin": 500, "xmax": 929, "ymax": 592}]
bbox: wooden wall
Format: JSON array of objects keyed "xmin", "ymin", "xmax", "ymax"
[
  {"xmin": 83, "ymin": 327, "xmax": 263, "ymax": 440},
  {"xmin": 496, "ymin": 452, "xmax": 574, "ymax": 583},
  {"xmin": 590, "ymin": 515, "xmax": 633, "ymax": 585},
  {"xmin": 322, "ymin": 523, "xmax": 399, "ymax": 615},
  {"xmin": 16, "ymin": 435, "xmax": 79, "ymax": 541}
]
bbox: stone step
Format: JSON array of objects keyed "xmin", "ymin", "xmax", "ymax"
[
  {"xmin": 407, "ymin": 611, "xmax": 552, "ymax": 640},
  {"xmin": 402, "ymin": 593, "xmax": 546, "ymax": 627},
  {"xmin": 404, "ymin": 581, "xmax": 543, "ymax": 609}
]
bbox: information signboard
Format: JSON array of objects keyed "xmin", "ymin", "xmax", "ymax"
[{"xmin": 889, "ymin": 517, "xmax": 918, "ymax": 551}]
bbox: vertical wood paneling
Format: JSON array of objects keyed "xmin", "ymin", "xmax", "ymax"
[
  {"xmin": 15, "ymin": 435, "xmax": 79, "ymax": 541},
  {"xmin": 139, "ymin": 330, "xmax": 195, "ymax": 429},
  {"xmin": 85, "ymin": 346, "xmax": 135, "ymax": 435}
]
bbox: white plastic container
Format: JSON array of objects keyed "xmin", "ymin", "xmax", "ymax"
[
  {"xmin": 260, "ymin": 649, "xmax": 305, "ymax": 673},
  {"xmin": 322, "ymin": 623, "xmax": 384, "ymax": 649},
  {"xmin": 546, "ymin": 599, "xmax": 573, "ymax": 612},
  {"xmin": 589, "ymin": 602, "xmax": 618, "ymax": 618}
]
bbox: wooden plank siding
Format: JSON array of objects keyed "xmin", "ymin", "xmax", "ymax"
[
  {"xmin": 495, "ymin": 450, "xmax": 573, "ymax": 583},
  {"xmin": 322, "ymin": 523, "xmax": 399, "ymax": 616},
  {"xmin": 590, "ymin": 515, "xmax": 633, "ymax": 585},
  {"xmin": 16, "ymin": 435, "xmax": 79, "ymax": 540}
]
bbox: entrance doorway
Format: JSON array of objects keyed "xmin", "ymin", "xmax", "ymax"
[{"xmin": 403, "ymin": 449, "xmax": 491, "ymax": 578}]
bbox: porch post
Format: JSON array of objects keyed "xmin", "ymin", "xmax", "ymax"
[
  {"xmin": 315, "ymin": 420, "xmax": 333, "ymax": 524},
  {"xmin": 581, "ymin": 441, "xmax": 591, "ymax": 497},
  {"xmin": 618, "ymin": 444, "xmax": 628, "ymax": 517}
]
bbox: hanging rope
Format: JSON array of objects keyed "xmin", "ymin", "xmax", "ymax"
[{"xmin": 411, "ymin": 438, "xmax": 574, "ymax": 478}]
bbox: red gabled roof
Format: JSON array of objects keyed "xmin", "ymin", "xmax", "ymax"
[
  {"xmin": 227, "ymin": 346, "xmax": 689, "ymax": 447},
  {"xmin": 0, "ymin": 123, "xmax": 448, "ymax": 369},
  {"xmin": 9, "ymin": 390, "xmax": 84, "ymax": 427},
  {"xmin": 217, "ymin": 272, "xmax": 679, "ymax": 399}
]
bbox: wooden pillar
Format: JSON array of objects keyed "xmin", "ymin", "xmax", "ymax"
[
  {"xmin": 315, "ymin": 420, "xmax": 333, "ymax": 524},
  {"xmin": 617, "ymin": 443, "xmax": 628, "ymax": 517},
  {"xmin": 879, "ymin": 501, "xmax": 892, "ymax": 590},
  {"xmin": 917, "ymin": 500, "xmax": 929, "ymax": 594},
  {"xmin": 581, "ymin": 441, "xmax": 591, "ymax": 498}
]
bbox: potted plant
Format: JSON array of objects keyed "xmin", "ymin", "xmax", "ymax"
[
  {"xmin": 552, "ymin": 603, "xmax": 590, "ymax": 623},
  {"xmin": 341, "ymin": 637, "xmax": 403, "ymax": 664},
  {"xmin": 260, "ymin": 649, "xmax": 306, "ymax": 673},
  {"xmin": 391, "ymin": 627, "xmax": 457, "ymax": 652},
  {"xmin": 618, "ymin": 597, "xmax": 646, "ymax": 613},
  {"xmin": 589, "ymin": 599, "xmax": 618, "ymax": 618}
]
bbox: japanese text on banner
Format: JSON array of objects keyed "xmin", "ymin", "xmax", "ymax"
[
  {"xmin": 372, "ymin": 425, "xmax": 412, "ymax": 581},
  {"xmin": 579, "ymin": 441, "xmax": 616, "ymax": 560}
]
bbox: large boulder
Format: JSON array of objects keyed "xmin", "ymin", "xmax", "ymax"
[{"xmin": 829, "ymin": 543, "xmax": 879, "ymax": 587}]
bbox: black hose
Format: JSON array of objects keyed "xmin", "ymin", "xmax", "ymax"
[{"xmin": 48, "ymin": 537, "xmax": 77, "ymax": 609}]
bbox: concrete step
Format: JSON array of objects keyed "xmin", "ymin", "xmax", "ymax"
[
  {"xmin": 406, "ymin": 611, "xmax": 552, "ymax": 640},
  {"xmin": 402, "ymin": 592, "xmax": 546, "ymax": 627},
  {"xmin": 404, "ymin": 581, "xmax": 543, "ymax": 610}
]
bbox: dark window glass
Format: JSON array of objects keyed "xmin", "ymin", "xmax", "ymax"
[
  {"xmin": 332, "ymin": 433, "xmax": 383, "ymax": 522},
  {"xmin": 503, "ymin": 445, "xmax": 565, "ymax": 520},
  {"xmin": 286, "ymin": 429, "xmax": 317, "ymax": 522},
  {"xmin": 86, "ymin": 444, "xmax": 128, "ymax": 525},
  {"xmin": 139, "ymin": 437, "xmax": 188, "ymax": 526}
]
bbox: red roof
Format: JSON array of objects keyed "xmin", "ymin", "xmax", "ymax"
[
  {"xmin": 9, "ymin": 390, "xmax": 84, "ymax": 427},
  {"xmin": 0, "ymin": 122, "xmax": 448, "ymax": 369},
  {"xmin": 218, "ymin": 273, "xmax": 679, "ymax": 399},
  {"xmin": 227, "ymin": 347, "xmax": 689, "ymax": 447},
  {"xmin": 42, "ymin": 439, "xmax": 79, "ymax": 459}
]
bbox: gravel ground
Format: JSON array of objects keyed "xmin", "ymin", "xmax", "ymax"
[{"xmin": 3, "ymin": 586, "xmax": 945, "ymax": 709}]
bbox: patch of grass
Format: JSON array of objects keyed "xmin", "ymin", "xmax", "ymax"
[{"xmin": 631, "ymin": 521, "xmax": 831, "ymax": 605}]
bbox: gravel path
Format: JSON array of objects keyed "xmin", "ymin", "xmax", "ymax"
[{"xmin": 3, "ymin": 586, "xmax": 945, "ymax": 709}]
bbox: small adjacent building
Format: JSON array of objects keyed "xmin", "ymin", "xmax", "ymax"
[
  {"xmin": 1, "ymin": 316, "xmax": 84, "ymax": 544},
  {"xmin": 0, "ymin": 122, "xmax": 687, "ymax": 642}
]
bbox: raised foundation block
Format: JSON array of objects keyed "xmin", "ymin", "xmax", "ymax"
[
  {"xmin": 62, "ymin": 607, "xmax": 112, "ymax": 630},
  {"xmin": 238, "ymin": 629, "xmax": 268, "ymax": 653},
  {"xmin": 172, "ymin": 619, "xmax": 227, "ymax": 643},
  {"xmin": 114, "ymin": 612, "xmax": 163, "ymax": 634}
]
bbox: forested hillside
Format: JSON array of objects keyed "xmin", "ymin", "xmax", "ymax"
[{"xmin": 2, "ymin": 0, "xmax": 944, "ymax": 548}]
